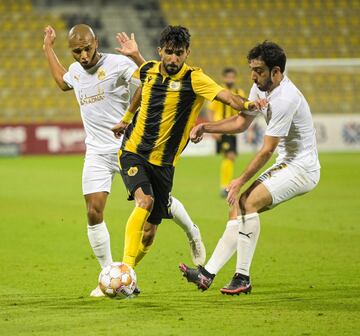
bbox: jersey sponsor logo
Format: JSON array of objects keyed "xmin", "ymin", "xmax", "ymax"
[
  {"xmin": 79, "ymin": 87, "xmax": 105, "ymax": 105},
  {"xmin": 169, "ymin": 80, "xmax": 181, "ymax": 91},
  {"xmin": 127, "ymin": 166, "xmax": 138, "ymax": 176},
  {"xmin": 97, "ymin": 68, "xmax": 106, "ymax": 80}
]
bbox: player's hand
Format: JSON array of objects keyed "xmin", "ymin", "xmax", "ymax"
[
  {"xmin": 226, "ymin": 177, "xmax": 243, "ymax": 206},
  {"xmin": 112, "ymin": 121, "xmax": 129, "ymax": 139},
  {"xmin": 190, "ymin": 124, "xmax": 205, "ymax": 143},
  {"xmin": 43, "ymin": 25, "xmax": 56, "ymax": 50},
  {"xmin": 115, "ymin": 32, "xmax": 139, "ymax": 57},
  {"xmin": 248, "ymin": 98, "xmax": 268, "ymax": 111}
]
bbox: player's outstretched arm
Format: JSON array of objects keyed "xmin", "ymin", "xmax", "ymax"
[
  {"xmin": 215, "ymin": 89, "xmax": 267, "ymax": 111},
  {"xmin": 43, "ymin": 26, "xmax": 71, "ymax": 91},
  {"xmin": 115, "ymin": 32, "xmax": 145, "ymax": 67},
  {"xmin": 226, "ymin": 135, "xmax": 279, "ymax": 206},
  {"xmin": 112, "ymin": 86, "xmax": 142, "ymax": 138},
  {"xmin": 190, "ymin": 113, "xmax": 255, "ymax": 143}
]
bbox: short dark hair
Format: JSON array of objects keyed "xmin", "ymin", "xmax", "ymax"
[
  {"xmin": 159, "ymin": 25, "xmax": 191, "ymax": 49},
  {"xmin": 222, "ymin": 67, "xmax": 237, "ymax": 76},
  {"xmin": 247, "ymin": 41, "xmax": 286, "ymax": 73}
]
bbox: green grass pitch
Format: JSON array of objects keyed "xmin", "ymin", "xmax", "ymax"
[{"xmin": 0, "ymin": 153, "xmax": 359, "ymax": 335}]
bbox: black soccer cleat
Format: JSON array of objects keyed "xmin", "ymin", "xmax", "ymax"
[
  {"xmin": 220, "ymin": 273, "xmax": 252, "ymax": 296},
  {"xmin": 179, "ymin": 263, "xmax": 214, "ymax": 291}
]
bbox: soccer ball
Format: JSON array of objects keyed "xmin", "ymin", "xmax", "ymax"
[{"xmin": 98, "ymin": 262, "xmax": 137, "ymax": 299}]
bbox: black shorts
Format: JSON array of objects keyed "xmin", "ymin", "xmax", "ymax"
[
  {"xmin": 216, "ymin": 134, "xmax": 237, "ymax": 154},
  {"xmin": 119, "ymin": 150, "xmax": 174, "ymax": 225}
]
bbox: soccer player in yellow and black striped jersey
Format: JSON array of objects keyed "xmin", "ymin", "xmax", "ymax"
[
  {"xmin": 112, "ymin": 26, "xmax": 264, "ymax": 270},
  {"xmin": 207, "ymin": 68, "xmax": 246, "ymax": 198}
]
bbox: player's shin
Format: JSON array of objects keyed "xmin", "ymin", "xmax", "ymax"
[
  {"xmin": 134, "ymin": 240, "xmax": 151, "ymax": 267},
  {"xmin": 220, "ymin": 158, "xmax": 234, "ymax": 190},
  {"xmin": 87, "ymin": 221, "xmax": 113, "ymax": 269},
  {"xmin": 123, "ymin": 207, "xmax": 150, "ymax": 268},
  {"xmin": 236, "ymin": 213, "xmax": 260, "ymax": 276},
  {"xmin": 205, "ymin": 219, "xmax": 239, "ymax": 275},
  {"xmin": 170, "ymin": 197, "xmax": 206, "ymax": 265},
  {"xmin": 170, "ymin": 196, "xmax": 199, "ymax": 240}
]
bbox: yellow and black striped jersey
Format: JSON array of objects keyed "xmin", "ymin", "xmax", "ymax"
[
  {"xmin": 121, "ymin": 61, "xmax": 224, "ymax": 166},
  {"xmin": 208, "ymin": 87, "xmax": 246, "ymax": 121}
]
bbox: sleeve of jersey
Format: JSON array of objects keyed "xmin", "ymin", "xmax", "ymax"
[
  {"xmin": 266, "ymin": 98, "xmax": 297, "ymax": 137},
  {"xmin": 117, "ymin": 56, "xmax": 141, "ymax": 87},
  {"xmin": 63, "ymin": 71, "xmax": 73, "ymax": 89},
  {"xmin": 242, "ymin": 85, "xmax": 260, "ymax": 116},
  {"xmin": 191, "ymin": 70, "xmax": 224, "ymax": 101}
]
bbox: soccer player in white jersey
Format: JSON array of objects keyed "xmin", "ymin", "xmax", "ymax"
[
  {"xmin": 180, "ymin": 41, "xmax": 321, "ymax": 295},
  {"xmin": 43, "ymin": 24, "xmax": 206, "ymax": 297}
]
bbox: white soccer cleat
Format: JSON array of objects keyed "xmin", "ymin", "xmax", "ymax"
[
  {"xmin": 189, "ymin": 230, "xmax": 206, "ymax": 266},
  {"xmin": 90, "ymin": 285, "xmax": 105, "ymax": 297}
]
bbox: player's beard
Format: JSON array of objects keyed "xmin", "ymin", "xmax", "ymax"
[
  {"xmin": 225, "ymin": 83, "xmax": 235, "ymax": 90},
  {"xmin": 257, "ymin": 76, "xmax": 273, "ymax": 92},
  {"xmin": 164, "ymin": 62, "xmax": 181, "ymax": 75}
]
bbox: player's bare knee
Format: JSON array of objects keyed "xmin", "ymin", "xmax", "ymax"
[
  {"xmin": 242, "ymin": 198, "xmax": 258, "ymax": 215},
  {"xmin": 239, "ymin": 193, "xmax": 248, "ymax": 212},
  {"xmin": 136, "ymin": 194, "xmax": 154, "ymax": 212},
  {"xmin": 87, "ymin": 205, "xmax": 103, "ymax": 225},
  {"xmin": 226, "ymin": 151, "xmax": 236, "ymax": 161}
]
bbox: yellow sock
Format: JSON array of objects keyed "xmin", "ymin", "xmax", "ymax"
[
  {"xmin": 134, "ymin": 240, "xmax": 152, "ymax": 267},
  {"xmin": 123, "ymin": 207, "xmax": 150, "ymax": 268},
  {"xmin": 220, "ymin": 158, "xmax": 234, "ymax": 189}
]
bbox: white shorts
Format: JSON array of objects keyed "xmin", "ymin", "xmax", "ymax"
[
  {"xmin": 82, "ymin": 153, "xmax": 120, "ymax": 195},
  {"xmin": 257, "ymin": 163, "xmax": 320, "ymax": 209}
]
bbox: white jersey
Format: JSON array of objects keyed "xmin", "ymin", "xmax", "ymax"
[
  {"xmin": 63, "ymin": 53, "xmax": 138, "ymax": 154},
  {"xmin": 247, "ymin": 76, "xmax": 320, "ymax": 171}
]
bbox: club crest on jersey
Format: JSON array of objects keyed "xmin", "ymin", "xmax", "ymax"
[
  {"xmin": 97, "ymin": 68, "xmax": 106, "ymax": 80},
  {"xmin": 169, "ymin": 80, "xmax": 181, "ymax": 91},
  {"xmin": 128, "ymin": 166, "xmax": 138, "ymax": 177}
]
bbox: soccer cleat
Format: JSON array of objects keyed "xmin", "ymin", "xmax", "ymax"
[
  {"xmin": 127, "ymin": 286, "xmax": 141, "ymax": 299},
  {"xmin": 133, "ymin": 286, "xmax": 141, "ymax": 296},
  {"xmin": 189, "ymin": 234, "xmax": 206, "ymax": 266},
  {"xmin": 179, "ymin": 263, "xmax": 214, "ymax": 291},
  {"xmin": 220, "ymin": 273, "xmax": 252, "ymax": 295},
  {"xmin": 90, "ymin": 285, "xmax": 105, "ymax": 297}
]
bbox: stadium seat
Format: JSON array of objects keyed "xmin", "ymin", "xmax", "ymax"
[
  {"xmin": 159, "ymin": 0, "xmax": 360, "ymax": 114},
  {"xmin": 0, "ymin": 0, "xmax": 80, "ymax": 123}
]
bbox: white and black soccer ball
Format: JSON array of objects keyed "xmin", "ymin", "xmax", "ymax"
[{"xmin": 98, "ymin": 262, "xmax": 137, "ymax": 299}]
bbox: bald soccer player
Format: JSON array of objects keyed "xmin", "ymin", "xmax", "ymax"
[{"xmin": 43, "ymin": 24, "xmax": 205, "ymax": 297}]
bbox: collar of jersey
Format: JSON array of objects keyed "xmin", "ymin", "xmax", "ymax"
[
  {"xmin": 155, "ymin": 62, "xmax": 189, "ymax": 81},
  {"xmin": 266, "ymin": 75, "xmax": 289, "ymax": 98}
]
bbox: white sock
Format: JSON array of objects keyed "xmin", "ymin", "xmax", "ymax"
[
  {"xmin": 205, "ymin": 219, "xmax": 239, "ymax": 275},
  {"xmin": 87, "ymin": 221, "xmax": 113, "ymax": 269},
  {"xmin": 236, "ymin": 213, "xmax": 260, "ymax": 276},
  {"xmin": 170, "ymin": 196, "xmax": 200, "ymax": 240}
]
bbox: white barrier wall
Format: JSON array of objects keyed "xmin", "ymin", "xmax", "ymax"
[
  {"xmin": 0, "ymin": 115, "xmax": 359, "ymax": 156},
  {"xmin": 183, "ymin": 114, "xmax": 360, "ymax": 155}
]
